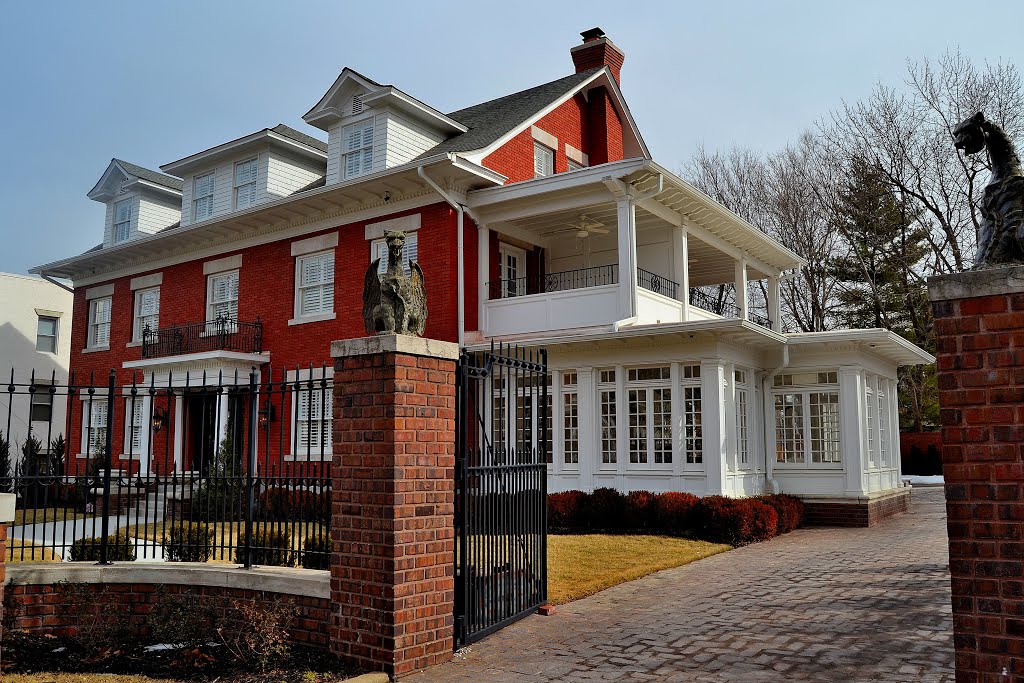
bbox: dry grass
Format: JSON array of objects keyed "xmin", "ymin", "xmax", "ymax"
[
  {"xmin": 0, "ymin": 675, "xmax": 175, "ymax": 683},
  {"xmin": 127, "ymin": 520, "xmax": 327, "ymax": 564},
  {"xmin": 11, "ymin": 507, "xmax": 84, "ymax": 526},
  {"xmin": 5, "ymin": 541, "xmax": 62, "ymax": 563},
  {"xmin": 548, "ymin": 534, "xmax": 730, "ymax": 604}
]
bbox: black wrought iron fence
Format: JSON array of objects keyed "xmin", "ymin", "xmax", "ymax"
[
  {"xmin": 142, "ymin": 317, "xmax": 263, "ymax": 359},
  {"xmin": 637, "ymin": 267, "xmax": 679, "ymax": 299},
  {"xmin": 487, "ymin": 264, "xmax": 618, "ymax": 299},
  {"xmin": 1, "ymin": 365, "xmax": 331, "ymax": 569}
]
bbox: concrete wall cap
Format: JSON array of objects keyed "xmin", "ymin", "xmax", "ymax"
[
  {"xmin": 331, "ymin": 334, "xmax": 460, "ymax": 360},
  {"xmin": 5, "ymin": 562, "xmax": 330, "ymax": 600},
  {"xmin": 928, "ymin": 264, "xmax": 1024, "ymax": 302}
]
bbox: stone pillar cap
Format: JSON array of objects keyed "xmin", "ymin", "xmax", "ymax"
[
  {"xmin": 331, "ymin": 334, "xmax": 459, "ymax": 360},
  {"xmin": 0, "ymin": 493, "xmax": 15, "ymax": 524},
  {"xmin": 929, "ymin": 264, "xmax": 1024, "ymax": 302}
]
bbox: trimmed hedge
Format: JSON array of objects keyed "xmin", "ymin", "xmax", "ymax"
[
  {"xmin": 70, "ymin": 532, "xmax": 136, "ymax": 562},
  {"xmin": 547, "ymin": 488, "xmax": 804, "ymax": 547},
  {"xmin": 162, "ymin": 522, "xmax": 215, "ymax": 562},
  {"xmin": 301, "ymin": 533, "xmax": 331, "ymax": 570},
  {"xmin": 235, "ymin": 528, "xmax": 293, "ymax": 567}
]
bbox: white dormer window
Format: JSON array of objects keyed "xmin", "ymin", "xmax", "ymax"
[
  {"xmin": 534, "ymin": 142, "xmax": 554, "ymax": 178},
  {"xmin": 113, "ymin": 199, "xmax": 132, "ymax": 243},
  {"xmin": 234, "ymin": 158, "xmax": 258, "ymax": 210},
  {"xmin": 193, "ymin": 172, "xmax": 215, "ymax": 221},
  {"xmin": 343, "ymin": 120, "xmax": 374, "ymax": 180}
]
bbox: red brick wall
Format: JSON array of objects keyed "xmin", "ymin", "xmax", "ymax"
[
  {"xmin": 330, "ymin": 349, "xmax": 456, "ymax": 677},
  {"xmin": 932, "ymin": 289, "xmax": 1024, "ymax": 679},
  {"xmin": 66, "ymin": 202, "xmax": 461, "ymax": 472},
  {"xmin": 6, "ymin": 582, "xmax": 330, "ymax": 649}
]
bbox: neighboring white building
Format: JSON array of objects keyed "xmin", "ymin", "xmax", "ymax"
[{"xmin": 0, "ymin": 273, "xmax": 74, "ymax": 461}]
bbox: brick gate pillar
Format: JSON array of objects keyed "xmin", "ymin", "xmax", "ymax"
[
  {"xmin": 930, "ymin": 266, "xmax": 1024, "ymax": 681},
  {"xmin": 328, "ymin": 335, "xmax": 458, "ymax": 678}
]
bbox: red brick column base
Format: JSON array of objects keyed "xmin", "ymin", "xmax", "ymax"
[
  {"xmin": 930, "ymin": 266, "xmax": 1024, "ymax": 681},
  {"xmin": 329, "ymin": 335, "xmax": 458, "ymax": 678},
  {"xmin": 0, "ymin": 493, "xmax": 12, "ymax": 614}
]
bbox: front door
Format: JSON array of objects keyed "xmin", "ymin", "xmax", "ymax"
[{"xmin": 183, "ymin": 392, "xmax": 218, "ymax": 474}]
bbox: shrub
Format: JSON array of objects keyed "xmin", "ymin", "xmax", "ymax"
[
  {"xmin": 623, "ymin": 490, "xmax": 658, "ymax": 531},
  {"xmin": 695, "ymin": 496, "xmax": 778, "ymax": 546},
  {"xmin": 149, "ymin": 586, "xmax": 218, "ymax": 648},
  {"xmin": 757, "ymin": 494, "xmax": 805, "ymax": 534},
  {"xmin": 744, "ymin": 500, "xmax": 780, "ymax": 544},
  {"xmin": 235, "ymin": 528, "xmax": 293, "ymax": 566},
  {"xmin": 162, "ymin": 522, "xmax": 215, "ymax": 562},
  {"xmin": 548, "ymin": 490, "xmax": 587, "ymax": 530},
  {"xmin": 70, "ymin": 531, "xmax": 135, "ymax": 562},
  {"xmin": 218, "ymin": 597, "xmax": 295, "ymax": 670},
  {"xmin": 301, "ymin": 532, "xmax": 331, "ymax": 570},
  {"xmin": 654, "ymin": 492, "xmax": 700, "ymax": 534},
  {"xmin": 584, "ymin": 487, "xmax": 625, "ymax": 530}
]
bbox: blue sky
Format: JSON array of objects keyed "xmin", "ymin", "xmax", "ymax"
[{"xmin": 0, "ymin": 0, "xmax": 1020, "ymax": 276}]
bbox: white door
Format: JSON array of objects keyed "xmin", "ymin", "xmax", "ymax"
[{"xmin": 500, "ymin": 244, "xmax": 527, "ymax": 298}]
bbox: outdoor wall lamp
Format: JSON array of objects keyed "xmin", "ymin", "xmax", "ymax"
[
  {"xmin": 151, "ymin": 408, "xmax": 167, "ymax": 433},
  {"xmin": 258, "ymin": 404, "xmax": 276, "ymax": 431}
]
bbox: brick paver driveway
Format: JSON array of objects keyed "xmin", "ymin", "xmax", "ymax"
[{"xmin": 412, "ymin": 487, "xmax": 954, "ymax": 683}]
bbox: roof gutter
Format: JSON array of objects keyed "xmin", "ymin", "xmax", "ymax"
[
  {"xmin": 41, "ymin": 273, "xmax": 74, "ymax": 294},
  {"xmin": 417, "ymin": 161, "xmax": 466, "ymax": 347}
]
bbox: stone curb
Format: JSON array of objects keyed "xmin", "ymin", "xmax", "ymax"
[{"xmin": 346, "ymin": 674, "xmax": 391, "ymax": 683}]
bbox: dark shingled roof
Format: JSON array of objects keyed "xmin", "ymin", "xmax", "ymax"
[
  {"xmin": 291, "ymin": 176, "xmax": 327, "ymax": 195},
  {"xmin": 414, "ymin": 69, "xmax": 600, "ymax": 160},
  {"xmin": 271, "ymin": 124, "xmax": 327, "ymax": 153},
  {"xmin": 114, "ymin": 159, "xmax": 183, "ymax": 192}
]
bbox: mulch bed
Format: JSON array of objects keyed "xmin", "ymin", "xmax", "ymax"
[{"xmin": 1, "ymin": 631, "xmax": 365, "ymax": 683}]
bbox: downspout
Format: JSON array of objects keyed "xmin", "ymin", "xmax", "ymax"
[
  {"xmin": 417, "ymin": 164, "xmax": 465, "ymax": 347},
  {"xmin": 41, "ymin": 273, "xmax": 74, "ymax": 294},
  {"xmin": 761, "ymin": 344, "xmax": 789, "ymax": 494}
]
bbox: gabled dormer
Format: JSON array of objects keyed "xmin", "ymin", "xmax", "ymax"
[
  {"xmin": 161, "ymin": 125, "xmax": 328, "ymax": 229},
  {"xmin": 88, "ymin": 159, "xmax": 183, "ymax": 248},
  {"xmin": 303, "ymin": 68, "xmax": 467, "ymax": 185}
]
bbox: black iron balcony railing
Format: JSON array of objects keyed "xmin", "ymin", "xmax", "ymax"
[
  {"xmin": 637, "ymin": 268, "xmax": 679, "ymax": 299},
  {"xmin": 141, "ymin": 317, "xmax": 263, "ymax": 360},
  {"xmin": 688, "ymin": 288, "xmax": 773, "ymax": 330},
  {"xmin": 487, "ymin": 264, "xmax": 619, "ymax": 300}
]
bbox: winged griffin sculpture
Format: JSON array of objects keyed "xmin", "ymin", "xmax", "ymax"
[{"xmin": 362, "ymin": 230, "xmax": 427, "ymax": 336}]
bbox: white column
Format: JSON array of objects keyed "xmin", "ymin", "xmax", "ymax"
[
  {"xmin": 839, "ymin": 366, "xmax": 868, "ymax": 496},
  {"xmin": 735, "ymin": 258, "xmax": 748, "ymax": 321},
  {"xmin": 768, "ymin": 274, "xmax": 781, "ymax": 332},
  {"xmin": 672, "ymin": 227, "xmax": 688, "ymax": 311},
  {"xmin": 217, "ymin": 392, "xmax": 230, "ymax": 448},
  {"xmin": 889, "ymin": 377, "xmax": 901, "ymax": 473},
  {"xmin": 577, "ymin": 367, "xmax": 596, "ymax": 492},
  {"xmin": 616, "ymin": 197, "xmax": 638, "ymax": 319},
  {"xmin": 670, "ymin": 362, "xmax": 684, "ymax": 480},
  {"xmin": 478, "ymin": 224, "xmax": 489, "ymax": 332},
  {"xmin": 701, "ymin": 360, "xmax": 728, "ymax": 495},
  {"xmin": 173, "ymin": 394, "xmax": 184, "ymax": 472}
]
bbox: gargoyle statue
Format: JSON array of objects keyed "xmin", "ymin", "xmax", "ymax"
[
  {"xmin": 362, "ymin": 230, "xmax": 427, "ymax": 336},
  {"xmin": 953, "ymin": 111, "xmax": 1024, "ymax": 266}
]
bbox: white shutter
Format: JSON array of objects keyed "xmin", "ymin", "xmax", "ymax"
[
  {"xmin": 137, "ymin": 288, "xmax": 160, "ymax": 335},
  {"xmin": 297, "ymin": 252, "xmax": 334, "ymax": 315},
  {"xmin": 87, "ymin": 401, "xmax": 108, "ymax": 454},
  {"xmin": 209, "ymin": 271, "xmax": 239, "ymax": 320}
]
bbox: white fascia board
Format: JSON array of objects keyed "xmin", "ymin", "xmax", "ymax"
[
  {"xmin": 601, "ymin": 71, "xmax": 651, "ymax": 160},
  {"xmin": 86, "ymin": 160, "xmax": 128, "ymax": 201},
  {"xmin": 784, "ymin": 328, "xmax": 935, "ymax": 366},
  {"xmin": 302, "ymin": 68, "xmax": 383, "ymax": 129},
  {"xmin": 466, "ymin": 157, "xmax": 647, "ymax": 209},
  {"xmin": 122, "ymin": 350, "xmax": 270, "ymax": 370},
  {"xmin": 361, "ymin": 88, "xmax": 468, "ymax": 134},
  {"xmin": 160, "ymin": 129, "xmax": 326, "ymax": 175},
  {"xmin": 132, "ymin": 179, "xmax": 184, "ymax": 198}
]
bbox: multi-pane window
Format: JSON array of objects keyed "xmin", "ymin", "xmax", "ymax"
[
  {"xmin": 773, "ymin": 371, "xmax": 841, "ymax": 466},
  {"xmin": 515, "ymin": 372, "xmax": 548, "ymax": 464},
  {"xmin": 36, "ymin": 315, "xmax": 58, "ymax": 353},
  {"xmin": 295, "ymin": 381, "xmax": 333, "ymax": 457},
  {"xmin": 774, "ymin": 393, "xmax": 805, "ymax": 463},
  {"xmin": 343, "ymin": 120, "xmax": 374, "ymax": 179},
  {"xmin": 373, "ymin": 233, "xmax": 418, "ymax": 275},
  {"xmin": 30, "ymin": 385, "xmax": 53, "ymax": 422},
  {"xmin": 878, "ymin": 385, "xmax": 890, "ymax": 467},
  {"xmin": 533, "ymin": 142, "xmax": 554, "ymax": 177},
  {"xmin": 296, "ymin": 251, "xmax": 335, "ymax": 317},
  {"xmin": 207, "ymin": 270, "xmax": 239, "ymax": 322},
  {"xmin": 562, "ymin": 371, "xmax": 578, "ymax": 465},
  {"xmin": 133, "ymin": 287, "xmax": 160, "ymax": 341},
  {"xmin": 736, "ymin": 387, "xmax": 749, "ymax": 467},
  {"xmin": 88, "ymin": 297, "xmax": 112, "ymax": 349},
  {"xmin": 492, "ymin": 376, "xmax": 507, "ymax": 461},
  {"xmin": 683, "ymin": 386, "xmax": 702, "ymax": 464},
  {"xmin": 193, "ymin": 172, "xmax": 215, "ymax": 221},
  {"xmin": 234, "ymin": 158, "xmax": 258, "ymax": 210},
  {"xmin": 113, "ymin": 199, "xmax": 132, "ymax": 243},
  {"xmin": 83, "ymin": 399, "xmax": 108, "ymax": 455},
  {"xmin": 775, "ymin": 371, "xmax": 837, "ymax": 386},
  {"xmin": 125, "ymin": 400, "xmax": 144, "ymax": 455},
  {"xmin": 865, "ymin": 381, "xmax": 877, "ymax": 467},
  {"xmin": 598, "ymin": 369, "xmax": 616, "ymax": 465},
  {"xmin": 809, "ymin": 392, "xmax": 841, "ymax": 463},
  {"xmin": 627, "ymin": 366, "xmax": 672, "ymax": 466}
]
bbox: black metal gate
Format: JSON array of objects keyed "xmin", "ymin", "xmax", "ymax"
[{"xmin": 454, "ymin": 344, "xmax": 549, "ymax": 647}]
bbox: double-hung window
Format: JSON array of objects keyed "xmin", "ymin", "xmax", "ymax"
[
  {"xmin": 133, "ymin": 287, "xmax": 160, "ymax": 341},
  {"xmin": 124, "ymin": 399, "xmax": 145, "ymax": 456},
  {"xmin": 372, "ymin": 233, "xmax": 418, "ymax": 275},
  {"xmin": 561, "ymin": 371, "xmax": 579, "ymax": 466},
  {"xmin": 290, "ymin": 368, "xmax": 333, "ymax": 460},
  {"xmin": 295, "ymin": 251, "xmax": 335, "ymax": 318},
  {"xmin": 30, "ymin": 384, "xmax": 53, "ymax": 423},
  {"xmin": 36, "ymin": 315, "xmax": 58, "ymax": 353},
  {"xmin": 88, "ymin": 297, "xmax": 112, "ymax": 349},
  {"xmin": 83, "ymin": 399, "xmax": 108, "ymax": 456},
  {"xmin": 772, "ymin": 371, "xmax": 841, "ymax": 466},
  {"xmin": 193, "ymin": 172, "xmax": 215, "ymax": 221},
  {"xmin": 533, "ymin": 142, "xmax": 554, "ymax": 178},
  {"xmin": 598, "ymin": 369, "xmax": 617, "ymax": 465},
  {"xmin": 207, "ymin": 270, "xmax": 239, "ymax": 323},
  {"xmin": 113, "ymin": 199, "xmax": 132, "ymax": 243},
  {"xmin": 627, "ymin": 366, "xmax": 674, "ymax": 467},
  {"xmin": 234, "ymin": 158, "xmax": 258, "ymax": 210},
  {"xmin": 343, "ymin": 120, "xmax": 374, "ymax": 180}
]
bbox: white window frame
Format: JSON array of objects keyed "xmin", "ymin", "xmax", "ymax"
[
  {"xmin": 87, "ymin": 297, "xmax": 112, "ymax": 349},
  {"xmin": 30, "ymin": 383, "xmax": 54, "ymax": 423},
  {"xmin": 36, "ymin": 315, "xmax": 59, "ymax": 353},
  {"xmin": 626, "ymin": 366, "xmax": 674, "ymax": 469},
  {"xmin": 680, "ymin": 365, "xmax": 702, "ymax": 467},
  {"xmin": 561, "ymin": 371, "xmax": 579, "ymax": 468},
  {"xmin": 567, "ymin": 159, "xmax": 585, "ymax": 172},
  {"xmin": 192, "ymin": 171, "xmax": 215, "ymax": 221},
  {"xmin": 122, "ymin": 396, "xmax": 150, "ymax": 459},
  {"xmin": 234, "ymin": 157, "xmax": 259, "ymax": 210},
  {"xmin": 598, "ymin": 369, "xmax": 617, "ymax": 468},
  {"xmin": 499, "ymin": 243, "xmax": 527, "ymax": 298},
  {"xmin": 80, "ymin": 397, "xmax": 108, "ymax": 458},
  {"xmin": 287, "ymin": 367, "xmax": 334, "ymax": 460},
  {"xmin": 294, "ymin": 250, "xmax": 336, "ymax": 319},
  {"xmin": 113, "ymin": 198, "xmax": 133, "ymax": 243},
  {"xmin": 371, "ymin": 233, "xmax": 418, "ymax": 275},
  {"xmin": 206, "ymin": 269, "xmax": 239, "ymax": 324},
  {"xmin": 735, "ymin": 370, "xmax": 751, "ymax": 469},
  {"xmin": 771, "ymin": 370, "xmax": 842, "ymax": 468},
  {"xmin": 533, "ymin": 142, "xmax": 554, "ymax": 178},
  {"xmin": 342, "ymin": 119, "xmax": 374, "ymax": 180},
  {"xmin": 132, "ymin": 286, "xmax": 160, "ymax": 342}
]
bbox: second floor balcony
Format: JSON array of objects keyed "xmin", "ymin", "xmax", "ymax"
[{"xmin": 141, "ymin": 318, "xmax": 264, "ymax": 360}]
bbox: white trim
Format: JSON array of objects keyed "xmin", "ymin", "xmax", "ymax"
[
  {"xmin": 122, "ymin": 350, "xmax": 269, "ymax": 370},
  {"xmin": 293, "ymin": 249, "xmax": 335, "ymax": 320},
  {"xmin": 531, "ymin": 126, "xmax": 558, "ymax": 150},
  {"xmin": 203, "ymin": 254, "xmax": 242, "ymax": 275},
  {"xmin": 290, "ymin": 232, "xmax": 338, "ymax": 257},
  {"xmin": 160, "ymin": 129, "xmax": 327, "ymax": 176},
  {"xmin": 132, "ymin": 286, "xmax": 160, "ymax": 342},
  {"xmin": 34, "ymin": 307, "xmax": 65, "ymax": 318},
  {"xmin": 288, "ymin": 312, "xmax": 337, "ymax": 326},
  {"xmin": 284, "ymin": 366, "xmax": 334, "ymax": 461},
  {"xmin": 364, "ymin": 213, "xmax": 422, "ymax": 240},
  {"xmin": 565, "ymin": 143, "xmax": 588, "ymax": 166},
  {"xmin": 130, "ymin": 273, "xmax": 163, "ymax": 290},
  {"xmin": 85, "ymin": 283, "xmax": 114, "ymax": 300}
]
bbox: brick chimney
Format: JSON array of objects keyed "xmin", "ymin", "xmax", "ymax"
[{"xmin": 571, "ymin": 27, "xmax": 625, "ymax": 84}]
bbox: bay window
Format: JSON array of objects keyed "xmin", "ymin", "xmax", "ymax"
[
  {"xmin": 627, "ymin": 366, "xmax": 673, "ymax": 467},
  {"xmin": 772, "ymin": 371, "xmax": 841, "ymax": 466}
]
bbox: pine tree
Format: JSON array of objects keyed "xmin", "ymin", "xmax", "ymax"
[{"xmin": 0, "ymin": 430, "xmax": 11, "ymax": 493}]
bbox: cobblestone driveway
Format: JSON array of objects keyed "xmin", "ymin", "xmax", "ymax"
[{"xmin": 411, "ymin": 487, "xmax": 954, "ymax": 683}]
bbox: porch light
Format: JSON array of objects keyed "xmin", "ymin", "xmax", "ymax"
[
  {"xmin": 258, "ymin": 404, "xmax": 276, "ymax": 431},
  {"xmin": 151, "ymin": 408, "xmax": 167, "ymax": 433}
]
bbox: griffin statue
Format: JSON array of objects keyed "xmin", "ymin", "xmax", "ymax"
[
  {"xmin": 362, "ymin": 230, "xmax": 427, "ymax": 336},
  {"xmin": 953, "ymin": 111, "xmax": 1024, "ymax": 266}
]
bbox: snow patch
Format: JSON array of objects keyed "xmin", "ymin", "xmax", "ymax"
[{"xmin": 902, "ymin": 475, "xmax": 944, "ymax": 486}]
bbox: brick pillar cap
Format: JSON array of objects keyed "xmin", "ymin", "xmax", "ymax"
[
  {"xmin": 928, "ymin": 264, "xmax": 1024, "ymax": 302},
  {"xmin": 330, "ymin": 334, "xmax": 460, "ymax": 360},
  {"xmin": 0, "ymin": 493, "xmax": 15, "ymax": 524}
]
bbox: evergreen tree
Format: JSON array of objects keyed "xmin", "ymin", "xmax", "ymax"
[{"xmin": 0, "ymin": 430, "xmax": 11, "ymax": 493}]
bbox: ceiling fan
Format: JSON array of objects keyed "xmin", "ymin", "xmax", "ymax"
[{"xmin": 554, "ymin": 214, "xmax": 610, "ymax": 239}]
